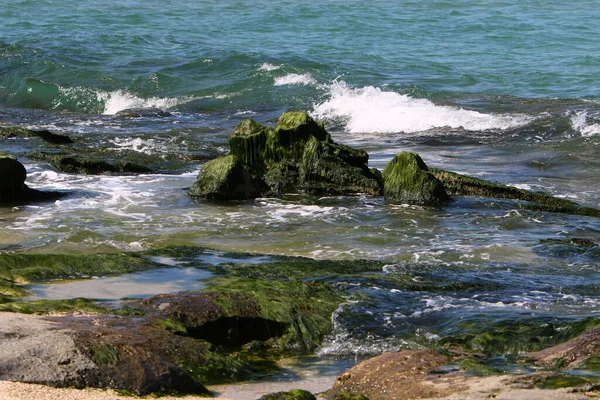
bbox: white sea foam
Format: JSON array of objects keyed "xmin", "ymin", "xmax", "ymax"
[
  {"xmin": 258, "ymin": 62, "xmax": 281, "ymax": 71},
  {"xmin": 98, "ymin": 90, "xmax": 186, "ymax": 115},
  {"xmin": 570, "ymin": 110, "xmax": 600, "ymax": 136},
  {"xmin": 274, "ymin": 73, "xmax": 317, "ymax": 86},
  {"xmin": 312, "ymin": 81, "xmax": 532, "ymax": 134},
  {"xmin": 108, "ymin": 137, "xmax": 169, "ymax": 155}
]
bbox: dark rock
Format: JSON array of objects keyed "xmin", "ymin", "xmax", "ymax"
[
  {"xmin": 0, "ymin": 152, "xmax": 26, "ymax": 192},
  {"xmin": 382, "ymin": 152, "xmax": 450, "ymax": 206},
  {"xmin": 30, "ymin": 129, "xmax": 74, "ymax": 144},
  {"xmin": 0, "ymin": 152, "xmax": 65, "ymax": 204},
  {"xmin": 258, "ymin": 389, "xmax": 317, "ymax": 400},
  {"xmin": 26, "ymin": 151, "xmax": 152, "ymax": 175},
  {"xmin": 190, "ymin": 111, "xmax": 383, "ymax": 200},
  {"xmin": 115, "ymin": 108, "xmax": 172, "ymax": 118},
  {"xmin": 0, "ymin": 125, "xmax": 73, "ymax": 144}
]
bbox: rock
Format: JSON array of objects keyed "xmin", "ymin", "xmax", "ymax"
[
  {"xmin": 258, "ymin": 389, "xmax": 317, "ymax": 400},
  {"xmin": 326, "ymin": 350, "xmax": 456, "ymax": 400},
  {"xmin": 190, "ymin": 111, "xmax": 383, "ymax": 200},
  {"xmin": 188, "ymin": 154, "xmax": 261, "ymax": 200},
  {"xmin": 26, "ymin": 151, "xmax": 152, "ymax": 175},
  {"xmin": 526, "ymin": 326, "xmax": 600, "ymax": 371},
  {"xmin": 114, "ymin": 108, "xmax": 172, "ymax": 118},
  {"xmin": 30, "ymin": 129, "xmax": 74, "ymax": 144},
  {"xmin": 0, "ymin": 125, "xmax": 73, "ymax": 144},
  {"xmin": 0, "ymin": 152, "xmax": 27, "ymax": 192},
  {"xmin": 0, "ymin": 152, "xmax": 65, "ymax": 204},
  {"xmin": 430, "ymin": 167, "xmax": 600, "ymax": 218},
  {"xmin": 382, "ymin": 152, "xmax": 450, "ymax": 206}
]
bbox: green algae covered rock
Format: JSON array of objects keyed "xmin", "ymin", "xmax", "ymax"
[
  {"xmin": 26, "ymin": 151, "xmax": 152, "ymax": 175},
  {"xmin": 383, "ymin": 152, "xmax": 450, "ymax": 206},
  {"xmin": 188, "ymin": 154, "xmax": 261, "ymax": 200},
  {"xmin": 259, "ymin": 389, "xmax": 317, "ymax": 400},
  {"xmin": 0, "ymin": 125, "xmax": 73, "ymax": 144},
  {"xmin": 189, "ymin": 111, "xmax": 383, "ymax": 200}
]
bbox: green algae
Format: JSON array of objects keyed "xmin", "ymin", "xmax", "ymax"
[
  {"xmin": 188, "ymin": 154, "xmax": 260, "ymax": 200},
  {"xmin": 575, "ymin": 355, "xmax": 600, "ymax": 374},
  {"xmin": 430, "ymin": 167, "xmax": 600, "ymax": 217},
  {"xmin": 458, "ymin": 357, "xmax": 502, "ymax": 376},
  {"xmin": 258, "ymin": 389, "xmax": 317, "ymax": 400},
  {"xmin": 534, "ymin": 374, "xmax": 600, "ymax": 390},
  {"xmin": 155, "ymin": 318, "xmax": 188, "ymax": 335},
  {"xmin": 190, "ymin": 111, "xmax": 382, "ymax": 200},
  {"xmin": 26, "ymin": 151, "xmax": 152, "ymax": 175},
  {"xmin": 229, "ymin": 118, "xmax": 271, "ymax": 170},
  {"xmin": 204, "ymin": 277, "xmax": 343, "ymax": 352},
  {"xmin": 440, "ymin": 317, "xmax": 600, "ymax": 356},
  {"xmin": 0, "ymin": 253, "xmax": 161, "ymax": 284},
  {"xmin": 383, "ymin": 152, "xmax": 449, "ymax": 206},
  {"xmin": 93, "ymin": 343, "xmax": 120, "ymax": 366},
  {"xmin": 0, "ymin": 126, "xmax": 73, "ymax": 144},
  {"xmin": 0, "ymin": 298, "xmax": 108, "ymax": 314}
]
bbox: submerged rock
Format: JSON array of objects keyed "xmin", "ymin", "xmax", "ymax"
[
  {"xmin": 0, "ymin": 125, "xmax": 74, "ymax": 144},
  {"xmin": 26, "ymin": 151, "xmax": 152, "ymax": 175},
  {"xmin": 189, "ymin": 111, "xmax": 383, "ymax": 200},
  {"xmin": 114, "ymin": 107, "xmax": 172, "ymax": 118},
  {"xmin": 382, "ymin": 152, "xmax": 450, "ymax": 206}
]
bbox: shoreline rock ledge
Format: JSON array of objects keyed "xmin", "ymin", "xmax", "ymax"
[{"xmin": 188, "ymin": 111, "xmax": 383, "ymax": 200}]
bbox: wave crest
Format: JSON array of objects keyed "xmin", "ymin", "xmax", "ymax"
[{"xmin": 312, "ymin": 81, "xmax": 532, "ymax": 134}]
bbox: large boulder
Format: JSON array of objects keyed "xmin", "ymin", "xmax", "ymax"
[
  {"xmin": 382, "ymin": 152, "xmax": 450, "ymax": 206},
  {"xmin": 189, "ymin": 111, "xmax": 383, "ymax": 200}
]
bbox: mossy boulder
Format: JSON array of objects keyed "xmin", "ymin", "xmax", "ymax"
[
  {"xmin": 190, "ymin": 111, "xmax": 383, "ymax": 200},
  {"xmin": 383, "ymin": 152, "xmax": 450, "ymax": 206},
  {"xmin": 188, "ymin": 154, "xmax": 261, "ymax": 200}
]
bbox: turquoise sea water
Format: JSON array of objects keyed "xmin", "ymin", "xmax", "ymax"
[{"xmin": 2, "ymin": 0, "xmax": 600, "ymax": 381}]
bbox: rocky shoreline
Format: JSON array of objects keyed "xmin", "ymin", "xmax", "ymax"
[{"xmin": 2, "ymin": 111, "xmax": 600, "ymax": 398}]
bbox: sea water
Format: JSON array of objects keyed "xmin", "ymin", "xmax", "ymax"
[{"xmin": 2, "ymin": 0, "xmax": 600, "ymax": 371}]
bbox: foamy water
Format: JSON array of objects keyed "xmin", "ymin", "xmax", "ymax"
[{"xmin": 313, "ymin": 81, "xmax": 533, "ymax": 134}]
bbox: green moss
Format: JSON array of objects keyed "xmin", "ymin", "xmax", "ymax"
[
  {"xmin": 458, "ymin": 358, "xmax": 502, "ymax": 376},
  {"xmin": 0, "ymin": 298, "xmax": 108, "ymax": 314},
  {"xmin": 383, "ymin": 152, "xmax": 449, "ymax": 205},
  {"xmin": 26, "ymin": 151, "xmax": 151, "ymax": 174},
  {"xmin": 0, "ymin": 253, "xmax": 161, "ymax": 284},
  {"xmin": 155, "ymin": 318, "xmax": 188, "ymax": 335},
  {"xmin": 258, "ymin": 389, "xmax": 317, "ymax": 400},
  {"xmin": 534, "ymin": 374, "xmax": 600, "ymax": 390},
  {"xmin": 441, "ymin": 317, "xmax": 600, "ymax": 356},
  {"xmin": 205, "ymin": 277, "xmax": 343, "ymax": 352},
  {"xmin": 188, "ymin": 155, "xmax": 261, "ymax": 200},
  {"xmin": 93, "ymin": 343, "xmax": 120, "ymax": 366},
  {"xmin": 576, "ymin": 355, "xmax": 600, "ymax": 373},
  {"xmin": 229, "ymin": 119, "xmax": 271, "ymax": 170},
  {"xmin": 178, "ymin": 351, "xmax": 252, "ymax": 385}
]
